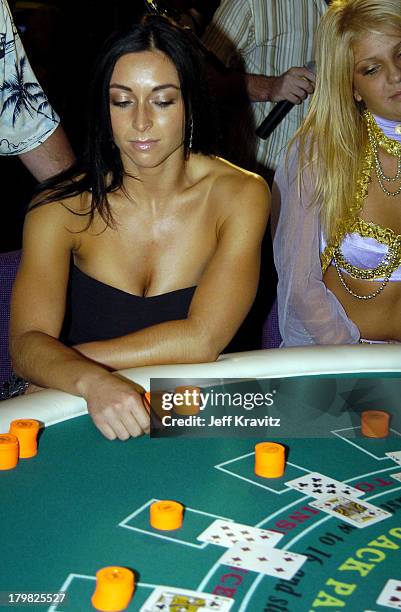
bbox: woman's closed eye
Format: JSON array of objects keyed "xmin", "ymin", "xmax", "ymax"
[
  {"xmin": 153, "ymin": 99, "xmax": 176, "ymax": 108},
  {"xmin": 110, "ymin": 99, "xmax": 132, "ymax": 108},
  {"xmin": 110, "ymin": 99, "xmax": 176, "ymax": 108},
  {"xmin": 363, "ymin": 64, "xmax": 379, "ymax": 76}
]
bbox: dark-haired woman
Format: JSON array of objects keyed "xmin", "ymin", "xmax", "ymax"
[{"xmin": 8, "ymin": 16, "xmax": 269, "ymax": 440}]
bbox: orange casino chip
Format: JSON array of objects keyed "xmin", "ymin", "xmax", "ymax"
[
  {"xmin": 150, "ymin": 500, "xmax": 184, "ymax": 530},
  {"xmin": 0, "ymin": 434, "xmax": 19, "ymax": 470},
  {"xmin": 143, "ymin": 392, "xmax": 151, "ymax": 413},
  {"xmin": 9, "ymin": 419, "xmax": 40, "ymax": 458},
  {"xmin": 361, "ymin": 410, "xmax": 390, "ymax": 438},
  {"xmin": 254, "ymin": 442, "xmax": 285, "ymax": 478},
  {"xmin": 143, "ymin": 390, "xmax": 169, "ymax": 421},
  {"xmin": 91, "ymin": 566, "xmax": 134, "ymax": 612},
  {"xmin": 173, "ymin": 385, "xmax": 201, "ymax": 415}
]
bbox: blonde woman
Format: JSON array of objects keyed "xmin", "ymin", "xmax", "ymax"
[{"xmin": 273, "ymin": 0, "xmax": 401, "ymax": 346}]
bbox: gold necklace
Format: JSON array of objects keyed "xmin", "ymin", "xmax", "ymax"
[
  {"xmin": 365, "ymin": 110, "xmax": 401, "ymax": 197},
  {"xmin": 320, "ymin": 111, "xmax": 401, "ymax": 300}
]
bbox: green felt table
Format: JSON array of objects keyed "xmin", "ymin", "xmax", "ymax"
[{"xmin": 2, "ymin": 387, "xmax": 401, "ymax": 612}]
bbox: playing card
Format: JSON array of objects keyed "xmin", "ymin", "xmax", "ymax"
[
  {"xmin": 197, "ymin": 519, "xmax": 284, "ymax": 548},
  {"xmin": 310, "ymin": 495, "xmax": 391, "ymax": 528},
  {"xmin": 391, "ymin": 472, "xmax": 401, "ymax": 482},
  {"xmin": 285, "ymin": 472, "xmax": 364, "ymax": 499},
  {"xmin": 140, "ymin": 585, "xmax": 234, "ymax": 611},
  {"xmin": 218, "ymin": 542, "xmax": 307, "ymax": 580},
  {"xmin": 386, "ymin": 451, "xmax": 401, "ymax": 466},
  {"xmin": 376, "ymin": 579, "xmax": 401, "ymax": 609}
]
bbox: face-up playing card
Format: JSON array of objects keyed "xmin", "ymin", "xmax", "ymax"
[
  {"xmin": 139, "ymin": 585, "xmax": 234, "ymax": 612},
  {"xmin": 391, "ymin": 472, "xmax": 401, "ymax": 482},
  {"xmin": 376, "ymin": 579, "xmax": 401, "ymax": 609},
  {"xmin": 285, "ymin": 472, "xmax": 365, "ymax": 499},
  {"xmin": 386, "ymin": 451, "xmax": 401, "ymax": 466},
  {"xmin": 309, "ymin": 495, "xmax": 391, "ymax": 528},
  {"xmin": 197, "ymin": 519, "xmax": 284, "ymax": 548},
  {"xmin": 218, "ymin": 542, "xmax": 307, "ymax": 580}
]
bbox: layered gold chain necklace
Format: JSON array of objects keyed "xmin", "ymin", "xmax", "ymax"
[
  {"xmin": 366, "ymin": 110, "xmax": 401, "ymax": 196},
  {"xmin": 330, "ymin": 110, "xmax": 401, "ymax": 300}
]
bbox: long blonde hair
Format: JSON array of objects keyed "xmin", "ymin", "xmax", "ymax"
[{"xmin": 296, "ymin": 0, "xmax": 401, "ymax": 244}]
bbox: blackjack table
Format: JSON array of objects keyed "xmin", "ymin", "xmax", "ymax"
[{"xmin": 1, "ymin": 345, "xmax": 401, "ymax": 612}]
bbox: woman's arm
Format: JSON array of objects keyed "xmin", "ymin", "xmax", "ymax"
[
  {"xmin": 272, "ymin": 144, "xmax": 360, "ymax": 346},
  {"xmin": 10, "ymin": 205, "xmax": 149, "ymax": 440},
  {"xmin": 75, "ymin": 175, "xmax": 270, "ymax": 369}
]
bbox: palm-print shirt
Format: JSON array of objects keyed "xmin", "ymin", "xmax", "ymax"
[{"xmin": 0, "ymin": 0, "xmax": 59, "ymax": 155}]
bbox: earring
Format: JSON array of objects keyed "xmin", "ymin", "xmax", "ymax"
[{"xmin": 189, "ymin": 118, "xmax": 193, "ymax": 150}]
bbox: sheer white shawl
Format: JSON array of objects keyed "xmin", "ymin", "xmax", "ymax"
[{"xmin": 272, "ymin": 143, "xmax": 360, "ymax": 347}]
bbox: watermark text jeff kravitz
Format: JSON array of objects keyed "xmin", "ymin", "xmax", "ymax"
[{"xmin": 160, "ymin": 388, "xmax": 280, "ymax": 428}]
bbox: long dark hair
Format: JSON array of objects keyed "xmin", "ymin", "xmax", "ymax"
[{"xmin": 31, "ymin": 15, "xmax": 220, "ymax": 227}]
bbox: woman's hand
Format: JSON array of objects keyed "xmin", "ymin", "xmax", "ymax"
[{"xmin": 81, "ymin": 373, "xmax": 150, "ymax": 440}]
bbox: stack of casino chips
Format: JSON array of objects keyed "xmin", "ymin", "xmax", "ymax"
[
  {"xmin": 254, "ymin": 442, "xmax": 286, "ymax": 478},
  {"xmin": 361, "ymin": 410, "xmax": 390, "ymax": 438},
  {"xmin": 150, "ymin": 500, "xmax": 184, "ymax": 530},
  {"xmin": 91, "ymin": 567, "xmax": 135, "ymax": 612},
  {"xmin": 0, "ymin": 419, "xmax": 40, "ymax": 470}
]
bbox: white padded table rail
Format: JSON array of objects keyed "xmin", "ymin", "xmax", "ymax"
[{"xmin": 0, "ymin": 345, "xmax": 400, "ymax": 430}]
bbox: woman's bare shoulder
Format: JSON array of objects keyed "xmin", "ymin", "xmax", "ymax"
[
  {"xmin": 199, "ymin": 155, "xmax": 270, "ymax": 212},
  {"xmin": 28, "ymin": 188, "xmax": 92, "ymax": 222},
  {"xmin": 24, "ymin": 191, "xmax": 94, "ymax": 250},
  {"xmin": 193, "ymin": 152, "xmax": 267, "ymax": 187}
]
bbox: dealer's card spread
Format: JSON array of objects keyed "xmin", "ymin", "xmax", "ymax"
[
  {"xmin": 197, "ymin": 518, "xmax": 284, "ymax": 548},
  {"xmin": 386, "ymin": 451, "xmax": 401, "ymax": 466},
  {"xmin": 218, "ymin": 542, "xmax": 307, "ymax": 580},
  {"xmin": 285, "ymin": 472, "xmax": 365, "ymax": 499},
  {"xmin": 376, "ymin": 579, "xmax": 401, "ymax": 609},
  {"xmin": 310, "ymin": 495, "xmax": 391, "ymax": 528},
  {"xmin": 140, "ymin": 586, "xmax": 234, "ymax": 612}
]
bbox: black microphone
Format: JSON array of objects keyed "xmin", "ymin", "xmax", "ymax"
[{"xmin": 255, "ymin": 62, "xmax": 316, "ymax": 140}]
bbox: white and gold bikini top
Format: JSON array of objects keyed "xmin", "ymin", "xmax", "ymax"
[
  {"xmin": 321, "ymin": 111, "xmax": 401, "ymax": 291},
  {"xmin": 321, "ymin": 219, "xmax": 401, "ymax": 282}
]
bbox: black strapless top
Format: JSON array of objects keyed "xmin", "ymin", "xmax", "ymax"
[{"xmin": 61, "ymin": 265, "xmax": 196, "ymax": 345}]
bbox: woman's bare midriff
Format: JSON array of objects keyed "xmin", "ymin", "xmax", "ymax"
[{"xmin": 324, "ymin": 264, "xmax": 401, "ymax": 341}]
